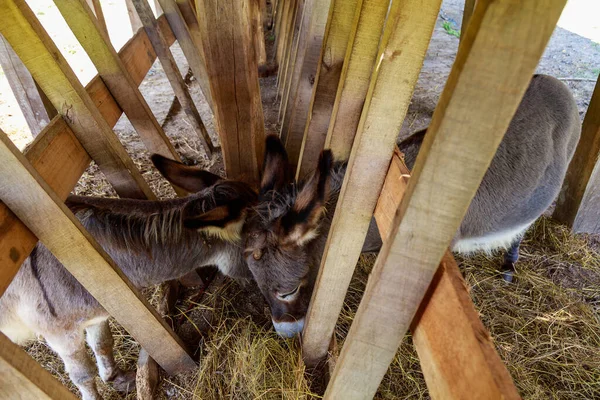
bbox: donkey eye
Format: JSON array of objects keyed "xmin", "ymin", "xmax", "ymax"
[{"xmin": 277, "ymin": 285, "xmax": 300, "ymax": 301}]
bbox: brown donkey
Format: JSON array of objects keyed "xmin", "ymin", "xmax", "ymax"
[
  {"xmin": 243, "ymin": 74, "xmax": 581, "ymax": 338},
  {"xmin": 0, "ymin": 157, "xmax": 256, "ymax": 400}
]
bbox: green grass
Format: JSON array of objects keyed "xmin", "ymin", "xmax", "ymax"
[{"xmin": 442, "ymin": 21, "xmax": 461, "ymax": 38}]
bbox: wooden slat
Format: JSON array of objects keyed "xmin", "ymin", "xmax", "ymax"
[
  {"xmin": 302, "ymin": 0, "xmax": 441, "ymax": 365},
  {"xmin": 0, "ymin": 332, "xmax": 78, "ymax": 400},
  {"xmin": 0, "ymin": 128, "xmax": 195, "ymax": 375},
  {"xmin": 279, "ymin": 0, "xmax": 304, "ymax": 115},
  {"xmin": 273, "ymin": 0, "xmax": 285, "ymax": 51},
  {"xmin": 133, "ymin": 0, "xmax": 214, "ymax": 156},
  {"xmin": 85, "ymin": 0, "xmax": 109, "ymax": 37},
  {"xmin": 55, "ymin": 0, "xmax": 186, "ymax": 196},
  {"xmin": 553, "ymin": 75, "xmax": 600, "ymax": 232},
  {"xmin": 0, "ymin": 0, "xmax": 155, "ymax": 200},
  {"xmin": 461, "ymin": 0, "xmax": 476, "ymax": 41},
  {"xmin": 324, "ymin": 0, "xmax": 565, "ymax": 397},
  {"xmin": 196, "ymin": 0, "xmax": 265, "ymax": 185},
  {"xmin": 0, "ymin": 34, "xmax": 51, "ymax": 137},
  {"xmin": 282, "ymin": 0, "xmax": 336, "ymax": 166},
  {"xmin": 275, "ymin": 0, "xmax": 294, "ymax": 69},
  {"xmin": 251, "ymin": 0, "xmax": 268, "ymax": 68},
  {"xmin": 373, "ymin": 149, "xmax": 520, "ymax": 400},
  {"xmin": 324, "ymin": 0, "xmax": 389, "ymax": 161},
  {"xmin": 127, "ymin": 0, "xmax": 144, "ymax": 33},
  {"xmin": 0, "ymin": 16, "xmax": 176, "ymax": 297},
  {"xmin": 158, "ymin": 0, "xmax": 214, "ymax": 110},
  {"xmin": 295, "ymin": 0, "xmax": 361, "ymax": 178}
]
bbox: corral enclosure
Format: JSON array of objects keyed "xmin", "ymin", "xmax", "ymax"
[{"xmin": 0, "ymin": 0, "xmax": 600, "ymax": 399}]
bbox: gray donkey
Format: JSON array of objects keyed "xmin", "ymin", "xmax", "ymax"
[
  {"xmin": 0, "ymin": 158, "xmax": 256, "ymax": 400},
  {"xmin": 243, "ymin": 74, "xmax": 581, "ymax": 338}
]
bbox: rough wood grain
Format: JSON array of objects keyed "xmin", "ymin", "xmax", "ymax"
[
  {"xmin": 133, "ymin": 0, "xmax": 214, "ymax": 156},
  {"xmin": 196, "ymin": 0, "xmax": 265, "ymax": 185},
  {"xmin": 295, "ymin": 0, "xmax": 361, "ymax": 178},
  {"xmin": 372, "ymin": 149, "xmax": 520, "ymax": 400},
  {"xmin": 553, "ymin": 75, "xmax": 600, "ymax": 232},
  {"xmin": 0, "ymin": 129, "xmax": 195, "ymax": 375},
  {"xmin": 324, "ymin": 0, "xmax": 389, "ymax": 160},
  {"xmin": 55, "ymin": 0, "xmax": 186, "ymax": 196},
  {"xmin": 0, "ymin": 332, "xmax": 78, "ymax": 400},
  {"xmin": 251, "ymin": 0, "xmax": 268, "ymax": 68},
  {"xmin": 85, "ymin": 0, "xmax": 109, "ymax": 36},
  {"xmin": 0, "ymin": 17, "xmax": 177, "ymax": 297},
  {"xmin": 302, "ymin": 0, "xmax": 442, "ymax": 366},
  {"xmin": 324, "ymin": 0, "xmax": 565, "ymax": 397},
  {"xmin": 158, "ymin": 0, "xmax": 213, "ymax": 110},
  {"xmin": 0, "ymin": 0, "xmax": 155, "ymax": 200},
  {"xmin": 0, "ymin": 34, "xmax": 51, "ymax": 137}
]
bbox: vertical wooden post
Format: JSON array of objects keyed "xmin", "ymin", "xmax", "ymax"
[
  {"xmin": 0, "ymin": 333, "xmax": 78, "ymax": 400},
  {"xmin": 277, "ymin": 0, "xmax": 302, "ymax": 101},
  {"xmin": 275, "ymin": 0, "xmax": 294, "ymax": 68},
  {"xmin": 132, "ymin": 0, "xmax": 214, "ymax": 156},
  {"xmin": 54, "ymin": 0, "xmax": 188, "ymax": 196},
  {"xmin": 0, "ymin": 0, "xmax": 155, "ymax": 200},
  {"xmin": 157, "ymin": 0, "xmax": 213, "ymax": 110},
  {"xmin": 196, "ymin": 0, "xmax": 265, "ymax": 185},
  {"xmin": 461, "ymin": 0, "xmax": 476, "ymax": 41},
  {"xmin": 302, "ymin": 0, "xmax": 441, "ymax": 367},
  {"xmin": 553, "ymin": 75, "xmax": 600, "ymax": 232},
  {"xmin": 251, "ymin": 0, "xmax": 268, "ymax": 69},
  {"xmin": 0, "ymin": 34, "xmax": 52, "ymax": 137},
  {"xmin": 324, "ymin": 0, "xmax": 391, "ymax": 161},
  {"xmin": 323, "ymin": 0, "xmax": 566, "ymax": 397},
  {"xmin": 295, "ymin": 0, "xmax": 362, "ymax": 178}
]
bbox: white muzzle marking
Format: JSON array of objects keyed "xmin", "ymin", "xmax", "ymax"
[{"xmin": 272, "ymin": 317, "xmax": 305, "ymax": 338}]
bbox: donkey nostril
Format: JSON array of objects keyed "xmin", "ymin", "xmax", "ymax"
[{"xmin": 253, "ymin": 249, "xmax": 262, "ymax": 260}]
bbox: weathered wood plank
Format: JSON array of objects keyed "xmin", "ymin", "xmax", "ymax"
[
  {"xmin": 0, "ymin": 128, "xmax": 195, "ymax": 375},
  {"xmin": 85, "ymin": 0, "xmax": 109, "ymax": 36},
  {"xmin": 132, "ymin": 0, "xmax": 214, "ymax": 156},
  {"xmin": 278, "ymin": 0, "xmax": 303, "ymax": 110},
  {"xmin": 373, "ymin": 149, "xmax": 520, "ymax": 400},
  {"xmin": 302, "ymin": 0, "xmax": 442, "ymax": 366},
  {"xmin": 324, "ymin": 0, "xmax": 565, "ymax": 397},
  {"xmin": 127, "ymin": 0, "xmax": 144, "ymax": 33},
  {"xmin": 295, "ymin": 0, "xmax": 361, "ymax": 178},
  {"xmin": 196, "ymin": 0, "xmax": 265, "ymax": 185},
  {"xmin": 553, "ymin": 75, "xmax": 600, "ymax": 232},
  {"xmin": 461, "ymin": 0, "xmax": 476, "ymax": 41},
  {"xmin": 0, "ymin": 34, "xmax": 52, "ymax": 137},
  {"xmin": 324, "ymin": 0, "xmax": 389, "ymax": 161},
  {"xmin": 158, "ymin": 0, "xmax": 213, "ymax": 110},
  {"xmin": 0, "ymin": 332, "xmax": 78, "ymax": 400},
  {"xmin": 55, "ymin": 0, "xmax": 186, "ymax": 196},
  {"xmin": 0, "ymin": 17, "xmax": 176, "ymax": 297},
  {"xmin": 251, "ymin": 0, "xmax": 268, "ymax": 68},
  {"xmin": 282, "ymin": 0, "xmax": 336, "ymax": 166},
  {"xmin": 0, "ymin": 0, "xmax": 155, "ymax": 200},
  {"xmin": 275, "ymin": 0, "xmax": 294, "ymax": 69}
]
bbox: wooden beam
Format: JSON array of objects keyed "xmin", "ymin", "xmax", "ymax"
[
  {"xmin": 553, "ymin": 75, "xmax": 600, "ymax": 232},
  {"xmin": 0, "ymin": 0, "xmax": 155, "ymax": 200},
  {"xmin": 324, "ymin": 0, "xmax": 565, "ymax": 397},
  {"xmin": 127, "ymin": 0, "xmax": 144, "ymax": 33},
  {"xmin": 0, "ymin": 332, "xmax": 78, "ymax": 400},
  {"xmin": 273, "ymin": 0, "xmax": 285, "ymax": 50},
  {"xmin": 295, "ymin": 0, "xmax": 361, "ymax": 179},
  {"xmin": 0, "ymin": 33, "xmax": 52, "ymax": 137},
  {"xmin": 0, "ymin": 128, "xmax": 196, "ymax": 375},
  {"xmin": 85, "ymin": 0, "xmax": 109, "ymax": 37},
  {"xmin": 282, "ymin": 0, "xmax": 336, "ymax": 166},
  {"xmin": 251, "ymin": 0, "xmax": 268, "ymax": 68},
  {"xmin": 461, "ymin": 0, "xmax": 476, "ymax": 41},
  {"xmin": 132, "ymin": 0, "xmax": 214, "ymax": 156},
  {"xmin": 373, "ymin": 149, "xmax": 520, "ymax": 400},
  {"xmin": 55, "ymin": 0, "xmax": 187, "ymax": 196},
  {"xmin": 0, "ymin": 16, "xmax": 177, "ymax": 297},
  {"xmin": 196, "ymin": 0, "xmax": 265, "ymax": 185},
  {"xmin": 324, "ymin": 0, "xmax": 389, "ymax": 161},
  {"xmin": 158, "ymin": 0, "xmax": 214, "ymax": 111},
  {"xmin": 302, "ymin": 0, "xmax": 442, "ymax": 366}
]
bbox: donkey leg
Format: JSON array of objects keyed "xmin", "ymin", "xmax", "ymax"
[
  {"xmin": 502, "ymin": 237, "xmax": 522, "ymax": 283},
  {"xmin": 45, "ymin": 331, "xmax": 101, "ymax": 400},
  {"xmin": 86, "ymin": 319, "xmax": 136, "ymax": 393}
]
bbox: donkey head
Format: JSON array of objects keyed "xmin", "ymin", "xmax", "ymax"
[
  {"xmin": 244, "ymin": 135, "xmax": 333, "ymax": 337},
  {"xmin": 152, "ymin": 154, "xmax": 257, "ymax": 242}
]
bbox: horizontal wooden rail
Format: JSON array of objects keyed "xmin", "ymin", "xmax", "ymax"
[
  {"xmin": 373, "ymin": 149, "xmax": 520, "ymax": 400},
  {"xmin": 0, "ymin": 129, "xmax": 195, "ymax": 375},
  {"xmin": 0, "ymin": 14, "xmax": 177, "ymax": 296}
]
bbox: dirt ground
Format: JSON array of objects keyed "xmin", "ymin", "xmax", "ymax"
[{"xmin": 2, "ymin": 0, "xmax": 600, "ymax": 399}]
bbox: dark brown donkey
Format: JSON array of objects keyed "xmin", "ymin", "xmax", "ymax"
[
  {"xmin": 0, "ymin": 157, "xmax": 256, "ymax": 400},
  {"xmin": 243, "ymin": 74, "xmax": 581, "ymax": 338}
]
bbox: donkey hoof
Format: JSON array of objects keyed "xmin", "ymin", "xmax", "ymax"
[
  {"xmin": 502, "ymin": 269, "xmax": 514, "ymax": 283},
  {"xmin": 111, "ymin": 370, "xmax": 136, "ymax": 393}
]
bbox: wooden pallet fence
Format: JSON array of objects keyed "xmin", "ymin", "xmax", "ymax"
[{"xmin": 323, "ymin": 0, "xmax": 566, "ymax": 398}]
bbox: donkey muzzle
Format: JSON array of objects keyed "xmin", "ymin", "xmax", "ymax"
[{"xmin": 272, "ymin": 317, "xmax": 305, "ymax": 338}]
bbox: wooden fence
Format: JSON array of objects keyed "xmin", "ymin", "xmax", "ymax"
[{"xmin": 0, "ymin": 0, "xmax": 597, "ymax": 398}]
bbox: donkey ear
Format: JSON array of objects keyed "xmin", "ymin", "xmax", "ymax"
[
  {"xmin": 279, "ymin": 150, "xmax": 333, "ymax": 246},
  {"xmin": 260, "ymin": 135, "xmax": 292, "ymax": 195},
  {"xmin": 151, "ymin": 154, "xmax": 221, "ymax": 193}
]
